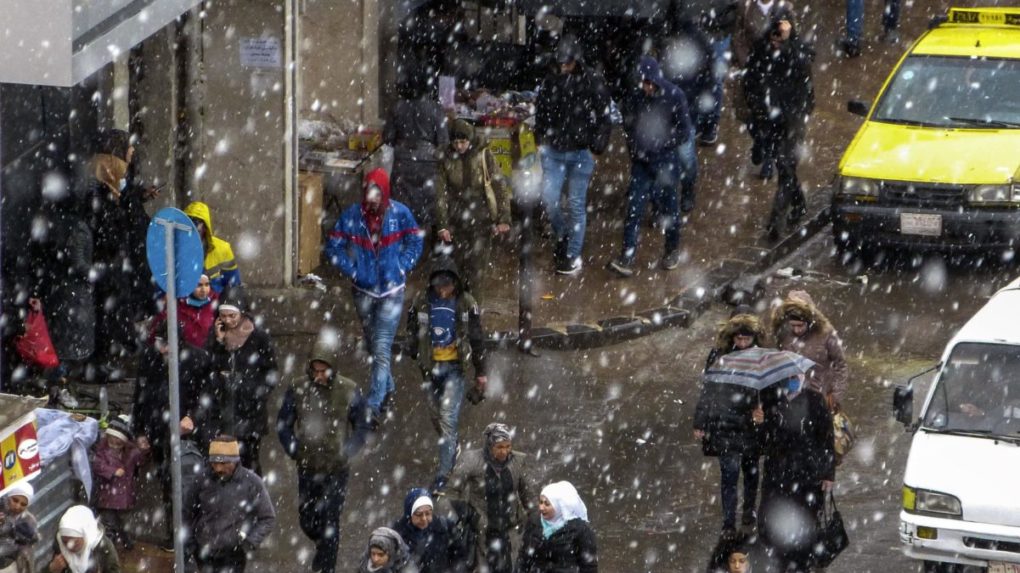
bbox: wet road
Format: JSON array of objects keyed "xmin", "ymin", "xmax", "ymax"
[{"xmin": 123, "ymin": 229, "xmax": 1017, "ymax": 573}]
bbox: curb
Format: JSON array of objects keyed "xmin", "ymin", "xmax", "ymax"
[{"xmin": 522, "ymin": 206, "xmax": 833, "ymax": 350}]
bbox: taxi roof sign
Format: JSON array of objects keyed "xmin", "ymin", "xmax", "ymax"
[{"xmin": 947, "ymin": 7, "xmax": 1020, "ymax": 27}]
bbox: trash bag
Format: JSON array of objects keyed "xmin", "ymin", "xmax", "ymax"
[{"xmin": 14, "ymin": 309, "xmax": 60, "ymax": 369}]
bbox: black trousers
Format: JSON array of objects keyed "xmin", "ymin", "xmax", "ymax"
[
  {"xmin": 765, "ymin": 121, "xmax": 807, "ymax": 231},
  {"xmin": 298, "ymin": 469, "xmax": 350, "ymax": 573},
  {"xmin": 196, "ymin": 550, "xmax": 248, "ymax": 573}
]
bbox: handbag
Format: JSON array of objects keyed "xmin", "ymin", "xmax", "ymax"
[
  {"xmin": 833, "ymin": 410, "xmax": 857, "ymax": 461},
  {"xmin": 479, "ymin": 148, "xmax": 500, "ymax": 221},
  {"xmin": 14, "ymin": 308, "xmax": 60, "ymax": 369},
  {"xmin": 813, "ymin": 493, "xmax": 850, "ymax": 567}
]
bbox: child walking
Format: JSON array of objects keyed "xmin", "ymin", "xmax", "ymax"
[{"xmin": 92, "ymin": 415, "xmax": 143, "ymax": 550}]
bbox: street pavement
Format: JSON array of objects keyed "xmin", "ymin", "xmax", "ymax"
[{"xmin": 111, "ymin": 0, "xmax": 1011, "ymax": 571}]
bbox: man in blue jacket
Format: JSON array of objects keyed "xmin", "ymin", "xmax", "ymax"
[
  {"xmin": 325, "ymin": 168, "xmax": 423, "ymax": 424},
  {"xmin": 608, "ymin": 56, "xmax": 697, "ymax": 278}
]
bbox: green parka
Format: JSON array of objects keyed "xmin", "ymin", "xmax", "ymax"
[{"xmin": 435, "ymin": 120, "xmax": 512, "ymax": 232}]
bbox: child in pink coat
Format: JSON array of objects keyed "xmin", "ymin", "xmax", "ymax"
[{"xmin": 92, "ymin": 415, "xmax": 144, "ymax": 550}]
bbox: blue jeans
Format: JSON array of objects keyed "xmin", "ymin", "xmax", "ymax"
[
  {"xmin": 541, "ymin": 147, "xmax": 596, "ymax": 260},
  {"xmin": 622, "ymin": 149, "xmax": 684, "ymax": 263},
  {"xmin": 427, "ymin": 361, "xmax": 466, "ymax": 480},
  {"xmin": 719, "ymin": 451, "xmax": 760, "ymax": 529},
  {"xmin": 353, "ymin": 289, "xmax": 405, "ymax": 413},
  {"xmin": 846, "ymin": 0, "xmax": 901, "ymax": 45},
  {"xmin": 298, "ymin": 469, "xmax": 349, "ymax": 573},
  {"xmin": 700, "ymin": 36, "xmax": 732, "ymax": 139}
]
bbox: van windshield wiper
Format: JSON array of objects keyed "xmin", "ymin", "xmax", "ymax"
[
  {"xmin": 945, "ymin": 116, "xmax": 1020, "ymax": 128},
  {"xmin": 924, "ymin": 427, "xmax": 1020, "ymax": 444}
]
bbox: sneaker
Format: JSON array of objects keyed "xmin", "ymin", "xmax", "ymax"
[
  {"xmin": 160, "ymin": 539, "xmax": 175, "ymax": 553},
  {"xmin": 759, "ymin": 161, "xmax": 774, "ymax": 181},
  {"xmin": 680, "ymin": 192, "xmax": 696, "ymax": 214},
  {"xmin": 841, "ymin": 40, "xmax": 862, "ymax": 58},
  {"xmin": 556, "ymin": 257, "xmax": 582, "ymax": 275},
  {"xmin": 380, "ymin": 390, "xmax": 396, "ymax": 414},
  {"xmin": 698, "ymin": 132, "xmax": 718, "ymax": 147},
  {"xmin": 661, "ymin": 250, "xmax": 683, "ymax": 271},
  {"xmin": 741, "ymin": 510, "xmax": 758, "ymax": 527},
  {"xmin": 57, "ymin": 388, "xmax": 79, "ymax": 409},
  {"xmin": 751, "ymin": 143, "xmax": 763, "ymax": 166},
  {"xmin": 881, "ymin": 29, "xmax": 900, "ymax": 45},
  {"xmin": 607, "ymin": 258, "xmax": 634, "ymax": 278},
  {"xmin": 787, "ymin": 205, "xmax": 807, "ymax": 227}
]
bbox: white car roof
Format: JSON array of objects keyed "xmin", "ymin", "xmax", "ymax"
[{"xmin": 947, "ymin": 276, "xmax": 1020, "ymax": 350}]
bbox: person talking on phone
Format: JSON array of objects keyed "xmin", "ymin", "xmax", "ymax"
[{"xmin": 205, "ymin": 288, "xmax": 278, "ymax": 475}]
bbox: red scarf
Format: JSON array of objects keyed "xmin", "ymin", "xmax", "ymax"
[{"xmin": 361, "ymin": 168, "xmax": 392, "ymax": 244}]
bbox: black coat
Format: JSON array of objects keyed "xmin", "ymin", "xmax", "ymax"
[
  {"xmin": 206, "ymin": 324, "xmax": 278, "ymax": 439},
  {"xmin": 743, "ymin": 34, "xmax": 815, "ymax": 131},
  {"xmin": 759, "ymin": 386, "xmax": 835, "ymax": 500},
  {"xmin": 518, "ymin": 516, "xmax": 597, "ymax": 573},
  {"xmin": 535, "ymin": 65, "xmax": 612, "ymax": 154},
  {"xmin": 132, "ymin": 342, "xmax": 215, "ymax": 451},
  {"xmin": 693, "ymin": 378, "xmax": 761, "ymax": 457},
  {"xmin": 392, "ymin": 516, "xmax": 466, "ymax": 573}
]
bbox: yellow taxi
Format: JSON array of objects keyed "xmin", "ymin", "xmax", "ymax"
[{"xmin": 831, "ymin": 7, "xmax": 1020, "ymax": 257}]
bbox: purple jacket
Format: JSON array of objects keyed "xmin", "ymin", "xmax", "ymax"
[{"xmin": 93, "ymin": 437, "xmax": 144, "ymax": 510}]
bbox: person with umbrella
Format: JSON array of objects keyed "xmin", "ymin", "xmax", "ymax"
[
  {"xmin": 754, "ymin": 373, "xmax": 835, "ymax": 571},
  {"xmin": 694, "ymin": 313, "xmax": 773, "ymax": 533}
]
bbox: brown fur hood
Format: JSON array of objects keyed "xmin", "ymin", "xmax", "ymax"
[
  {"xmin": 715, "ymin": 313, "xmax": 765, "ymax": 351},
  {"xmin": 770, "ymin": 295, "xmax": 833, "ymax": 337}
]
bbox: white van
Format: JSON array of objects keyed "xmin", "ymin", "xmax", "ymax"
[{"xmin": 893, "ymin": 278, "xmax": 1020, "ymax": 573}]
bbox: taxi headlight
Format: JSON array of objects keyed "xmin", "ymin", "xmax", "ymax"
[
  {"xmin": 904, "ymin": 486, "xmax": 962, "ymax": 517},
  {"xmin": 967, "ymin": 184, "xmax": 1019, "ymax": 204},
  {"xmin": 839, "ymin": 176, "xmax": 880, "ymax": 197}
]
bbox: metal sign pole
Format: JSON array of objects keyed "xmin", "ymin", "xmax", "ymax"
[{"xmin": 159, "ymin": 219, "xmax": 187, "ymax": 573}]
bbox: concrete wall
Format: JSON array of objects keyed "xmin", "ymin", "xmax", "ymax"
[
  {"xmin": 190, "ymin": 0, "xmax": 288, "ymax": 287},
  {"xmin": 299, "ymin": 0, "xmax": 382, "ymax": 126}
]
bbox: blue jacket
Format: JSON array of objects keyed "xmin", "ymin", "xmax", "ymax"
[
  {"xmin": 622, "ymin": 56, "xmax": 695, "ymax": 164},
  {"xmin": 325, "ymin": 200, "xmax": 423, "ymax": 296}
]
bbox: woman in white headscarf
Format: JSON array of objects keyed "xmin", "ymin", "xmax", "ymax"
[
  {"xmin": 0, "ymin": 481, "xmax": 40, "ymax": 573},
  {"xmin": 517, "ymin": 481, "xmax": 597, "ymax": 573},
  {"xmin": 47, "ymin": 505, "xmax": 120, "ymax": 573}
]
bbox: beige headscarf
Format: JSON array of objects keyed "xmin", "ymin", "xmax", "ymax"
[{"xmin": 92, "ymin": 154, "xmax": 128, "ymax": 200}]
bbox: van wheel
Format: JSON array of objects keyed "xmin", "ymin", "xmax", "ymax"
[{"xmin": 921, "ymin": 561, "xmax": 962, "ymax": 573}]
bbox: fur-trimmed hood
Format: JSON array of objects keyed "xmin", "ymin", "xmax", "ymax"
[
  {"xmin": 715, "ymin": 313, "xmax": 766, "ymax": 351},
  {"xmin": 771, "ymin": 295, "xmax": 833, "ymax": 337}
]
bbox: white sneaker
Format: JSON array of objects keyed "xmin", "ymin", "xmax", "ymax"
[{"xmin": 58, "ymin": 388, "xmax": 79, "ymax": 409}]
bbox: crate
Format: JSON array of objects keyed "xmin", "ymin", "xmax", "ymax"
[{"xmin": 478, "ymin": 123, "xmax": 537, "ymax": 177}]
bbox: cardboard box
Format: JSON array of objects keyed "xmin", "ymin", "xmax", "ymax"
[{"xmin": 298, "ymin": 172, "xmax": 325, "ymax": 275}]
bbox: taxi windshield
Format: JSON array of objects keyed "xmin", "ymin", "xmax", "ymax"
[
  {"xmin": 873, "ymin": 55, "xmax": 1020, "ymax": 128},
  {"xmin": 923, "ymin": 342, "xmax": 1020, "ymax": 437}
]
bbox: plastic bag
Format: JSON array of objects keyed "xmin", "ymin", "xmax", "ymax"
[{"xmin": 15, "ymin": 309, "xmax": 60, "ymax": 369}]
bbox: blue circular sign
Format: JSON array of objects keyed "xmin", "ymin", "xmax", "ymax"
[{"xmin": 146, "ymin": 207, "xmax": 205, "ymax": 295}]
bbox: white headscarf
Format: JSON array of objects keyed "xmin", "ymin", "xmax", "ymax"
[
  {"xmin": 4, "ymin": 480, "xmax": 34, "ymax": 504},
  {"xmin": 57, "ymin": 505, "xmax": 103, "ymax": 573},
  {"xmin": 540, "ymin": 481, "xmax": 589, "ymax": 537}
]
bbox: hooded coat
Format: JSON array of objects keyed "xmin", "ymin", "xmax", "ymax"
[
  {"xmin": 357, "ymin": 527, "xmax": 415, "ymax": 573},
  {"xmin": 435, "ymin": 120, "xmax": 512, "ymax": 231},
  {"xmin": 518, "ymin": 482, "xmax": 597, "ymax": 573},
  {"xmin": 535, "ymin": 40, "xmax": 613, "ymax": 154},
  {"xmin": 622, "ymin": 57, "xmax": 694, "ymax": 164},
  {"xmin": 770, "ymin": 295, "xmax": 848, "ymax": 403},
  {"xmin": 392, "ymin": 489, "xmax": 465, "ymax": 573},
  {"xmin": 733, "ymin": 0, "xmax": 797, "ymax": 66},
  {"xmin": 51, "ymin": 506, "xmax": 120, "ymax": 573},
  {"xmin": 743, "ymin": 22, "xmax": 815, "ymax": 132},
  {"xmin": 325, "ymin": 169, "xmax": 424, "ymax": 298},
  {"xmin": 407, "ymin": 257, "xmax": 487, "ymax": 376},
  {"xmin": 694, "ymin": 314, "xmax": 766, "ymax": 456},
  {"xmin": 182, "ymin": 202, "xmax": 242, "ymax": 294},
  {"xmin": 276, "ymin": 338, "xmax": 370, "ymax": 474}
]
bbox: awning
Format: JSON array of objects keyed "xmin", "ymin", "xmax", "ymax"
[{"xmin": 0, "ymin": 0, "xmax": 203, "ymax": 87}]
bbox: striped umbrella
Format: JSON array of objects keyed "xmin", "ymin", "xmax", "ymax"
[{"xmin": 704, "ymin": 347, "xmax": 816, "ymax": 390}]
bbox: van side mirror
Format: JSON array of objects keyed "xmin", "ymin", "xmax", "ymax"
[
  {"xmin": 893, "ymin": 385, "xmax": 914, "ymax": 426},
  {"xmin": 847, "ymin": 100, "xmax": 871, "ymax": 117}
]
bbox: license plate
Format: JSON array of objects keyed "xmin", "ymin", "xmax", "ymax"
[
  {"xmin": 900, "ymin": 213, "xmax": 942, "ymax": 236},
  {"xmin": 989, "ymin": 562, "xmax": 1020, "ymax": 573}
]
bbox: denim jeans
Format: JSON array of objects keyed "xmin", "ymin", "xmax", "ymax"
[
  {"xmin": 719, "ymin": 451, "xmax": 760, "ymax": 529},
  {"xmin": 540, "ymin": 147, "xmax": 596, "ymax": 260},
  {"xmin": 846, "ymin": 0, "xmax": 901, "ymax": 45},
  {"xmin": 700, "ymin": 36, "xmax": 732, "ymax": 139},
  {"xmin": 352, "ymin": 289, "xmax": 405, "ymax": 413},
  {"xmin": 298, "ymin": 469, "xmax": 350, "ymax": 573},
  {"xmin": 621, "ymin": 150, "xmax": 684, "ymax": 263},
  {"xmin": 427, "ymin": 361, "xmax": 466, "ymax": 479}
]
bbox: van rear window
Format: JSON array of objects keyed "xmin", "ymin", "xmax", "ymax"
[{"xmin": 923, "ymin": 342, "xmax": 1020, "ymax": 436}]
